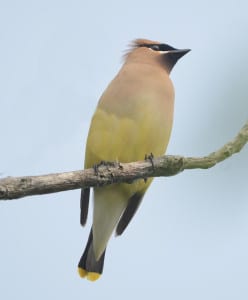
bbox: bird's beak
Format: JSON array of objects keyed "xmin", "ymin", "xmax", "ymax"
[
  {"xmin": 168, "ymin": 49, "xmax": 191, "ymax": 60},
  {"xmin": 161, "ymin": 47, "xmax": 191, "ymax": 73}
]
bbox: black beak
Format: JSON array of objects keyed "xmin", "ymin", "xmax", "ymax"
[
  {"xmin": 168, "ymin": 49, "xmax": 191, "ymax": 60},
  {"xmin": 164, "ymin": 48, "xmax": 191, "ymax": 72}
]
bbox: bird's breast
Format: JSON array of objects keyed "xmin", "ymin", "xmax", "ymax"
[{"xmin": 85, "ymin": 64, "xmax": 174, "ymax": 167}]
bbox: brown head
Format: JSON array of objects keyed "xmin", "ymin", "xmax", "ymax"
[{"xmin": 125, "ymin": 38, "xmax": 190, "ymax": 73}]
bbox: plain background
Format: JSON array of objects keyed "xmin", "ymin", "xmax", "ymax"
[{"xmin": 0, "ymin": 0, "xmax": 248, "ymax": 299}]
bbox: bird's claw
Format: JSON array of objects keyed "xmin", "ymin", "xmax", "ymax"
[
  {"xmin": 145, "ymin": 152, "xmax": 155, "ymax": 169},
  {"xmin": 93, "ymin": 160, "xmax": 117, "ymax": 175}
]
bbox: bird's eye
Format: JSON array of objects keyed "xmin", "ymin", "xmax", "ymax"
[
  {"xmin": 139, "ymin": 43, "xmax": 176, "ymax": 52},
  {"xmin": 150, "ymin": 45, "xmax": 160, "ymax": 51},
  {"xmin": 159, "ymin": 44, "xmax": 176, "ymax": 51}
]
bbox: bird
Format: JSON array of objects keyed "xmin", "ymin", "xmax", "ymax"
[{"xmin": 78, "ymin": 39, "xmax": 190, "ymax": 281}]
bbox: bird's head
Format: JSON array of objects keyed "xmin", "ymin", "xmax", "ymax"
[{"xmin": 125, "ymin": 39, "xmax": 190, "ymax": 73}]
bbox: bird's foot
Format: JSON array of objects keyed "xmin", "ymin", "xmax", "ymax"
[
  {"xmin": 93, "ymin": 160, "xmax": 118, "ymax": 175},
  {"xmin": 93, "ymin": 164, "xmax": 99, "ymax": 176},
  {"xmin": 145, "ymin": 152, "xmax": 155, "ymax": 169},
  {"xmin": 144, "ymin": 153, "xmax": 155, "ymax": 183}
]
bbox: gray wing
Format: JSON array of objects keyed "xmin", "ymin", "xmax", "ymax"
[{"xmin": 116, "ymin": 192, "xmax": 144, "ymax": 235}]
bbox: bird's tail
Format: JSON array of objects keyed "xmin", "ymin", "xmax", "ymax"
[{"xmin": 78, "ymin": 229, "xmax": 106, "ymax": 281}]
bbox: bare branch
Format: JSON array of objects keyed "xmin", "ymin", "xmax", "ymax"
[{"xmin": 0, "ymin": 121, "xmax": 247, "ymax": 200}]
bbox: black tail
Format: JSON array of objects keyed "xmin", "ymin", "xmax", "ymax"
[
  {"xmin": 80, "ymin": 188, "xmax": 90, "ymax": 226},
  {"xmin": 78, "ymin": 229, "xmax": 106, "ymax": 281}
]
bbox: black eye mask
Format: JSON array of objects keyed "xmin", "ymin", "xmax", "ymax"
[{"xmin": 139, "ymin": 43, "xmax": 176, "ymax": 52}]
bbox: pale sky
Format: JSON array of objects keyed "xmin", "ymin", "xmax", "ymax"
[{"xmin": 0, "ymin": 0, "xmax": 248, "ymax": 299}]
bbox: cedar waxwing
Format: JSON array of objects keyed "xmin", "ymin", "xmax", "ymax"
[{"xmin": 78, "ymin": 39, "xmax": 190, "ymax": 281}]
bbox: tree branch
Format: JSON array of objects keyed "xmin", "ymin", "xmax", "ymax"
[{"xmin": 0, "ymin": 121, "xmax": 247, "ymax": 200}]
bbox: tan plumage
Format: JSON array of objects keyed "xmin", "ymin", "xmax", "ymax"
[{"xmin": 78, "ymin": 39, "xmax": 190, "ymax": 281}]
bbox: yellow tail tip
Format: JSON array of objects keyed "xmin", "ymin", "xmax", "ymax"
[
  {"xmin": 78, "ymin": 268, "xmax": 87, "ymax": 278},
  {"xmin": 78, "ymin": 268, "xmax": 101, "ymax": 281}
]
